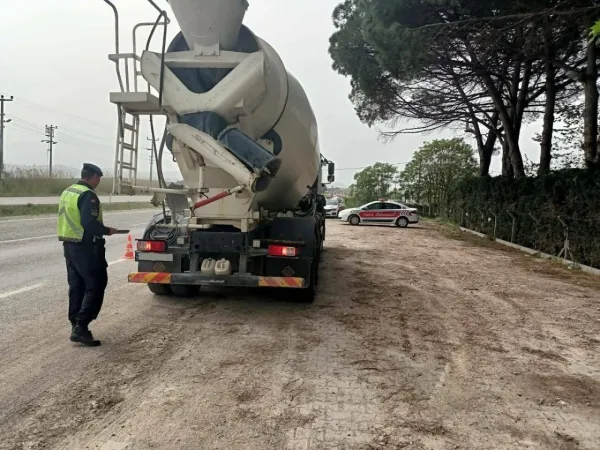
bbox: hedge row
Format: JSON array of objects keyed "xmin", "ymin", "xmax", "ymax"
[{"xmin": 452, "ymin": 169, "xmax": 600, "ymax": 268}]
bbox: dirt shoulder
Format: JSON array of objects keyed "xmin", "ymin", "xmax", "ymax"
[{"xmin": 1, "ymin": 220, "xmax": 599, "ymax": 450}]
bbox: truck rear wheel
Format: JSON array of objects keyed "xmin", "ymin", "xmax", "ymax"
[
  {"xmin": 294, "ymin": 272, "xmax": 316, "ymax": 303},
  {"xmin": 293, "ymin": 237, "xmax": 318, "ymax": 303},
  {"xmin": 148, "ymin": 284, "xmax": 172, "ymax": 295},
  {"xmin": 171, "ymin": 284, "xmax": 200, "ymax": 297}
]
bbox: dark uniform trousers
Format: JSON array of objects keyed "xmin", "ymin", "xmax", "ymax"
[{"xmin": 64, "ymin": 240, "xmax": 108, "ymax": 327}]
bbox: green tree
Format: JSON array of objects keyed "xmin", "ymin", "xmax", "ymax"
[
  {"xmin": 399, "ymin": 138, "xmax": 477, "ymax": 215},
  {"xmin": 329, "ymin": 0, "xmax": 599, "ymax": 176},
  {"xmin": 347, "ymin": 162, "xmax": 399, "ymax": 206}
]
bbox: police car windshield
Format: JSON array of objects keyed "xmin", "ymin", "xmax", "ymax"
[{"xmin": 326, "ymin": 198, "xmax": 339, "ymax": 205}]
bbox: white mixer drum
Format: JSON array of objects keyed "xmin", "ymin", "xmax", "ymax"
[{"xmin": 166, "ymin": 0, "xmax": 321, "ymax": 210}]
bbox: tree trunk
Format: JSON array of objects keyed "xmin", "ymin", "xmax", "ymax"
[
  {"xmin": 478, "ymin": 65, "xmax": 524, "ymax": 177},
  {"xmin": 479, "ymin": 129, "xmax": 496, "ymax": 176},
  {"xmin": 479, "ymin": 113, "xmax": 499, "ymax": 176},
  {"xmin": 584, "ymin": 22, "xmax": 599, "ymax": 168},
  {"xmin": 539, "ymin": 63, "xmax": 556, "ymax": 175},
  {"xmin": 479, "ymin": 143, "xmax": 493, "ymax": 176},
  {"xmin": 515, "ymin": 60, "xmax": 532, "ymax": 135},
  {"xmin": 539, "ymin": 26, "xmax": 556, "ymax": 176},
  {"xmin": 506, "ymin": 124, "xmax": 524, "ymax": 177},
  {"xmin": 465, "ymin": 42, "xmax": 524, "ymax": 176},
  {"xmin": 502, "ymin": 140, "xmax": 514, "ymax": 177}
]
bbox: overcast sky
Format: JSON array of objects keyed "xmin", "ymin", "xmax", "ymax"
[{"xmin": 1, "ymin": 0, "xmax": 541, "ymax": 185}]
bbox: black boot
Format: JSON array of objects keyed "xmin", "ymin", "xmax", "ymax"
[
  {"xmin": 70, "ymin": 320, "xmax": 76, "ymax": 331},
  {"xmin": 70, "ymin": 325, "xmax": 101, "ymax": 347}
]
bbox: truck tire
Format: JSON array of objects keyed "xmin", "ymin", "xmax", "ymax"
[
  {"xmin": 317, "ymin": 223, "xmax": 324, "ymax": 258},
  {"xmin": 148, "ymin": 284, "xmax": 172, "ymax": 295},
  {"xmin": 171, "ymin": 284, "xmax": 200, "ymax": 297},
  {"xmin": 396, "ymin": 217, "xmax": 409, "ymax": 228},
  {"xmin": 293, "ymin": 234, "xmax": 318, "ymax": 303},
  {"xmin": 294, "ymin": 270, "xmax": 316, "ymax": 303}
]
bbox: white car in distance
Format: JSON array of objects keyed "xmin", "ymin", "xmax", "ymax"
[
  {"xmin": 338, "ymin": 200, "xmax": 419, "ymax": 228},
  {"xmin": 324, "ymin": 197, "xmax": 345, "ymax": 218}
]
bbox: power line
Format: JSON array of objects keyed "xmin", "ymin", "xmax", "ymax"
[
  {"xmin": 336, "ymin": 161, "xmax": 409, "ymax": 171},
  {"xmin": 8, "ymin": 96, "xmax": 114, "ymax": 131},
  {"xmin": 0, "ymin": 95, "xmax": 14, "ymax": 185},
  {"xmin": 147, "ymin": 137, "xmax": 159, "ymax": 183},
  {"xmin": 8, "ymin": 116, "xmax": 113, "ymax": 148},
  {"xmin": 10, "ymin": 125, "xmax": 110, "ymax": 154},
  {"xmin": 56, "ymin": 124, "xmax": 115, "ymax": 144},
  {"xmin": 41, "ymin": 125, "xmax": 58, "ymax": 178},
  {"xmin": 8, "ymin": 118, "xmax": 112, "ymax": 154}
]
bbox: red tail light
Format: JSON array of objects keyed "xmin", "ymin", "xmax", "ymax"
[
  {"xmin": 137, "ymin": 240, "xmax": 167, "ymax": 252},
  {"xmin": 268, "ymin": 245, "xmax": 298, "ymax": 257}
]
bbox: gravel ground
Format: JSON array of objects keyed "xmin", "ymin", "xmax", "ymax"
[{"xmin": 1, "ymin": 220, "xmax": 599, "ymax": 450}]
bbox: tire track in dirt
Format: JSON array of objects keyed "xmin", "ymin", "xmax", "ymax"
[
  {"xmin": 2, "ymin": 304, "xmax": 195, "ymax": 450},
  {"xmin": 2, "ymin": 221, "xmax": 599, "ymax": 450}
]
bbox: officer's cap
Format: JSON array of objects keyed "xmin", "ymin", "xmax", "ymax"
[{"xmin": 82, "ymin": 163, "xmax": 104, "ymax": 177}]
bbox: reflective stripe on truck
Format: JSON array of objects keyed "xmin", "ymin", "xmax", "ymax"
[
  {"xmin": 128, "ymin": 272, "xmax": 172, "ymax": 284},
  {"xmin": 128, "ymin": 272, "xmax": 306, "ymax": 288}
]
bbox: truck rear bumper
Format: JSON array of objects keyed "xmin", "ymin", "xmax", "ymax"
[{"xmin": 128, "ymin": 272, "xmax": 306, "ymax": 288}]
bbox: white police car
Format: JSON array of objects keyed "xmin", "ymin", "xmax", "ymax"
[{"xmin": 338, "ymin": 200, "xmax": 419, "ymax": 228}]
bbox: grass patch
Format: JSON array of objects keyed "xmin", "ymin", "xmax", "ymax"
[
  {"xmin": 0, "ymin": 167, "xmax": 160, "ymax": 197},
  {"xmin": 0, "ymin": 202, "xmax": 156, "ymax": 218}
]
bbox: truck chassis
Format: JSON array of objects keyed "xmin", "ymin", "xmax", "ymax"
[{"xmin": 129, "ymin": 199, "xmax": 327, "ymax": 303}]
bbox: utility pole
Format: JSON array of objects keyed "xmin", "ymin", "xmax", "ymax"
[
  {"xmin": 147, "ymin": 137, "xmax": 158, "ymax": 184},
  {"xmin": 0, "ymin": 95, "xmax": 14, "ymax": 185},
  {"xmin": 42, "ymin": 125, "xmax": 58, "ymax": 178}
]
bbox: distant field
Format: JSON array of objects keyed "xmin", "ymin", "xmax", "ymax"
[
  {"xmin": 0, "ymin": 201, "xmax": 156, "ymax": 218},
  {"xmin": 0, "ymin": 167, "xmax": 160, "ymax": 197}
]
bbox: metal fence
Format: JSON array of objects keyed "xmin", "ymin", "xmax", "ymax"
[{"xmin": 444, "ymin": 207, "xmax": 600, "ymax": 269}]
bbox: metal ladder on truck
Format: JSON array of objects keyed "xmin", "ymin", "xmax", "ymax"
[{"xmin": 102, "ymin": 0, "xmax": 169, "ymax": 195}]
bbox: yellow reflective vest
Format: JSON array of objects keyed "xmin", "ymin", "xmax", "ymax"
[{"xmin": 57, "ymin": 184, "xmax": 103, "ymax": 242}]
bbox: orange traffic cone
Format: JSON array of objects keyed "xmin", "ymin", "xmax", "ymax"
[{"xmin": 123, "ymin": 234, "xmax": 135, "ymax": 260}]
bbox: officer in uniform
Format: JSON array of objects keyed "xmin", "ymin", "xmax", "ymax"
[{"xmin": 57, "ymin": 163, "xmax": 117, "ymax": 346}]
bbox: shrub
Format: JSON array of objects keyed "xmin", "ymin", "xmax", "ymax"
[{"xmin": 453, "ymin": 169, "xmax": 600, "ymax": 268}]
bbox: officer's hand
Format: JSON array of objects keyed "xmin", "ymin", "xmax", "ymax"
[{"xmin": 108, "ymin": 227, "xmax": 118, "ymax": 236}]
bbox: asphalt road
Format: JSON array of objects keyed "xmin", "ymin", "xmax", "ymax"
[
  {"xmin": 0, "ymin": 195, "xmax": 152, "ymax": 205},
  {"xmin": 0, "ymin": 209, "xmax": 156, "ymax": 339}
]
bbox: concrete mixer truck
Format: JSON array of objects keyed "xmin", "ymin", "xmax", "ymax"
[{"xmin": 102, "ymin": 0, "xmax": 336, "ymax": 302}]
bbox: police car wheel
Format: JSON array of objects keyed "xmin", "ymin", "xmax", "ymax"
[
  {"xmin": 148, "ymin": 283, "xmax": 172, "ymax": 295},
  {"xmin": 396, "ymin": 217, "xmax": 409, "ymax": 228},
  {"xmin": 349, "ymin": 215, "xmax": 360, "ymax": 226}
]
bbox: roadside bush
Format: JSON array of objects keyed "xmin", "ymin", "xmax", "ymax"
[
  {"xmin": 405, "ymin": 203, "xmax": 438, "ymax": 218},
  {"xmin": 0, "ymin": 167, "xmax": 158, "ymax": 197},
  {"xmin": 0, "ymin": 167, "xmax": 74, "ymax": 196},
  {"xmin": 453, "ymin": 169, "xmax": 600, "ymax": 268}
]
